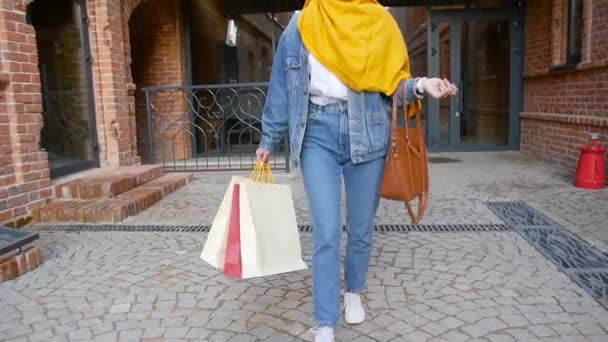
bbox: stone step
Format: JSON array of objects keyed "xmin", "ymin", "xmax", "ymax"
[
  {"xmin": 55, "ymin": 165, "xmax": 164, "ymax": 200},
  {"xmin": 34, "ymin": 174, "xmax": 193, "ymax": 223}
]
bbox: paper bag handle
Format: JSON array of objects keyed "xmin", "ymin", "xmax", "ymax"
[{"xmin": 250, "ymin": 162, "xmax": 274, "ymax": 184}]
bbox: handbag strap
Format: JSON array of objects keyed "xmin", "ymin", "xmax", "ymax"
[
  {"xmin": 391, "ymin": 80, "xmax": 429, "ymax": 224},
  {"xmin": 404, "ymin": 192, "xmax": 428, "ymax": 224},
  {"xmin": 391, "ymin": 82, "xmax": 423, "ymax": 136}
]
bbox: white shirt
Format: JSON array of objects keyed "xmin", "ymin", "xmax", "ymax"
[{"xmin": 308, "ymin": 54, "xmax": 348, "ymax": 106}]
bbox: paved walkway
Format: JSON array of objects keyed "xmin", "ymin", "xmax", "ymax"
[
  {"xmin": 124, "ymin": 152, "xmax": 608, "ymax": 252},
  {"xmin": 3, "ymin": 231, "xmax": 608, "ymax": 342},
  {"xmin": 1, "ymin": 152, "xmax": 608, "ymax": 342}
]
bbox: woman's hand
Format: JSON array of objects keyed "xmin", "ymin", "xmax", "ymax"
[
  {"xmin": 418, "ymin": 77, "xmax": 457, "ymax": 99},
  {"xmin": 256, "ymin": 147, "xmax": 272, "ymax": 164}
]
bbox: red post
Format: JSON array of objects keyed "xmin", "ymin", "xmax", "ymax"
[{"xmin": 575, "ymin": 133, "xmax": 606, "ymax": 190}]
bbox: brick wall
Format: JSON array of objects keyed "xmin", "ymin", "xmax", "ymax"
[
  {"xmin": 84, "ymin": 0, "xmax": 141, "ymax": 168},
  {"xmin": 0, "ymin": 0, "xmax": 280, "ymax": 224},
  {"xmin": 0, "ymin": 0, "xmax": 52, "ymax": 226},
  {"xmin": 0, "ymin": 0, "xmax": 147, "ymax": 225},
  {"xmin": 522, "ymin": 0, "xmax": 608, "ymax": 173}
]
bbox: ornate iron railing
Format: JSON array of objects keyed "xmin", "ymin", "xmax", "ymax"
[{"xmin": 141, "ymin": 83, "xmax": 289, "ymax": 172}]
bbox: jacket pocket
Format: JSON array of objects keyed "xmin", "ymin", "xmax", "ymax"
[
  {"xmin": 285, "ymin": 55, "xmax": 301, "ymax": 70},
  {"xmin": 285, "ymin": 55, "xmax": 301, "ymax": 94}
]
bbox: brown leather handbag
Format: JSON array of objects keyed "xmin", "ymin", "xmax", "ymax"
[{"xmin": 380, "ymin": 85, "xmax": 429, "ymax": 224}]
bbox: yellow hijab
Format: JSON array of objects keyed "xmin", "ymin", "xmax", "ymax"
[{"xmin": 298, "ymin": 0, "xmax": 411, "ymax": 96}]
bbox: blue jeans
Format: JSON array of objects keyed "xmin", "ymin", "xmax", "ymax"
[{"xmin": 300, "ymin": 102, "xmax": 385, "ymax": 327}]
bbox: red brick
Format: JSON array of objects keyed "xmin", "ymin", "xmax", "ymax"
[
  {"xmin": 0, "ymin": 256, "xmax": 18, "ymax": 282},
  {"xmin": 12, "ymin": 204, "xmax": 27, "ymax": 217},
  {"xmin": 72, "ymin": 202, "xmax": 91, "ymax": 223},
  {"xmin": 0, "ymin": 246, "xmax": 43, "ymax": 282},
  {"xmin": 7, "ymin": 193, "xmax": 29, "ymax": 208},
  {"xmin": 0, "ymin": 209, "xmax": 10, "ymax": 222}
]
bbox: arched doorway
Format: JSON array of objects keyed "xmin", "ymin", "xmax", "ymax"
[
  {"xmin": 127, "ymin": 0, "xmax": 289, "ymax": 171},
  {"xmin": 27, "ymin": 0, "xmax": 99, "ymax": 178},
  {"xmin": 128, "ymin": 0, "xmax": 190, "ymax": 164}
]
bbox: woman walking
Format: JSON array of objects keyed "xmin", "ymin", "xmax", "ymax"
[{"xmin": 256, "ymin": 1, "xmax": 456, "ymax": 341}]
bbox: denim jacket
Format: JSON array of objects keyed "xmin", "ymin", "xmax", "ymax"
[{"xmin": 260, "ymin": 13, "xmax": 421, "ymax": 166}]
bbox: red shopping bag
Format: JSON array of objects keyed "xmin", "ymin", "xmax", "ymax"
[{"xmin": 223, "ymin": 183, "xmax": 242, "ymax": 278}]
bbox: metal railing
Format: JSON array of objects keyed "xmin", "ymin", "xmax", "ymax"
[{"xmin": 141, "ymin": 82, "xmax": 289, "ymax": 172}]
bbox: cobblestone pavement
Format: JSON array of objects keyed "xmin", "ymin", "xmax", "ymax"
[
  {"xmin": 124, "ymin": 152, "xmax": 608, "ymax": 252},
  {"xmin": 3, "ymin": 152, "xmax": 608, "ymax": 341},
  {"xmin": 3, "ymin": 231, "xmax": 608, "ymax": 342}
]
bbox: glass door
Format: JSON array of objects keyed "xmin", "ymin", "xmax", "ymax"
[
  {"xmin": 427, "ymin": 7, "xmax": 523, "ymax": 151},
  {"xmin": 29, "ymin": 0, "xmax": 99, "ymax": 178}
]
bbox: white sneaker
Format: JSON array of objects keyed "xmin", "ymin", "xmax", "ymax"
[
  {"xmin": 314, "ymin": 327, "xmax": 334, "ymax": 342},
  {"xmin": 344, "ymin": 292, "xmax": 365, "ymax": 324}
]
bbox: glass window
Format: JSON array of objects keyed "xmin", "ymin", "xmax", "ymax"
[{"xmin": 567, "ymin": 0, "xmax": 583, "ymax": 64}]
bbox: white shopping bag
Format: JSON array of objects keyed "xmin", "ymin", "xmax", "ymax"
[
  {"xmin": 239, "ymin": 178, "xmax": 307, "ymax": 278},
  {"xmin": 200, "ymin": 176, "xmax": 240, "ymax": 270},
  {"xmin": 201, "ymin": 171, "xmax": 307, "ymax": 278}
]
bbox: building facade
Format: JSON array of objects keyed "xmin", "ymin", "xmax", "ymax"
[
  {"xmin": 0, "ymin": 0, "xmax": 606, "ymax": 226},
  {"xmin": 521, "ymin": 0, "xmax": 608, "ymax": 170},
  {"xmin": 0, "ymin": 0, "xmax": 283, "ymax": 225}
]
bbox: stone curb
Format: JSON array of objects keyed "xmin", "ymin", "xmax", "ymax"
[{"xmin": 0, "ymin": 245, "xmax": 43, "ymax": 282}]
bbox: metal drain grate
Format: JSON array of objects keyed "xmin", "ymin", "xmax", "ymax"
[
  {"xmin": 428, "ymin": 157, "xmax": 463, "ymax": 164},
  {"xmin": 301, "ymin": 224, "xmax": 511, "ymax": 233},
  {"xmin": 373, "ymin": 224, "xmax": 510, "ymax": 232},
  {"xmin": 487, "ymin": 201, "xmax": 557, "ymax": 227},
  {"xmin": 26, "ymin": 223, "xmax": 511, "ymax": 233},
  {"xmin": 488, "ymin": 201, "xmax": 608, "ymax": 309},
  {"xmin": 26, "ymin": 224, "xmax": 212, "ymax": 233}
]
